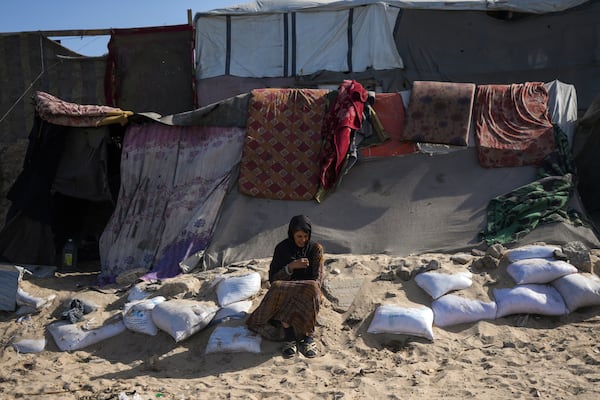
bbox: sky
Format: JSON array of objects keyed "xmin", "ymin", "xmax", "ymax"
[{"xmin": 0, "ymin": 0, "xmax": 244, "ymax": 56}]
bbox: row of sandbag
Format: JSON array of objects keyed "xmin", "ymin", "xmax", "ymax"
[
  {"xmin": 48, "ymin": 271, "xmax": 264, "ymax": 352},
  {"xmin": 367, "ymin": 244, "xmax": 600, "ymax": 341}
]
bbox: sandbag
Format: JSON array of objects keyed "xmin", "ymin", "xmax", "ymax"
[
  {"xmin": 122, "ymin": 296, "xmax": 166, "ymax": 336},
  {"xmin": 494, "ymin": 284, "xmax": 567, "ymax": 318},
  {"xmin": 367, "ymin": 304, "xmax": 434, "ymax": 340},
  {"xmin": 551, "ymin": 273, "xmax": 600, "ymax": 312},
  {"xmin": 505, "ymin": 244, "xmax": 561, "ymax": 262},
  {"xmin": 205, "ymin": 325, "xmax": 262, "ymax": 354},
  {"xmin": 216, "ymin": 272, "xmax": 261, "ymax": 307},
  {"xmin": 507, "ymin": 258, "xmax": 577, "ymax": 284},
  {"xmin": 432, "ymin": 294, "xmax": 497, "ymax": 327},
  {"xmin": 414, "ymin": 271, "xmax": 473, "ymax": 299},
  {"xmin": 48, "ymin": 320, "xmax": 126, "ymax": 351},
  {"xmin": 152, "ymin": 299, "xmax": 218, "ymax": 342}
]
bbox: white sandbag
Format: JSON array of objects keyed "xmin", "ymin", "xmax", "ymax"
[
  {"xmin": 505, "ymin": 244, "xmax": 561, "ymax": 262},
  {"xmin": 47, "ymin": 320, "xmax": 126, "ymax": 351},
  {"xmin": 122, "ymin": 296, "xmax": 166, "ymax": 336},
  {"xmin": 12, "ymin": 338, "xmax": 46, "ymax": 353},
  {"xmin": 205, "ymin": 325, "xmax": 262, "ymax": 354},
  {"xmin": 127, "ymin": 283, "xmax": 151, "ymax": 302},
  {"xmin": 216, "ymin": 272, "xmax": 261, "ymax": 307},
  {"xmin": 507, "ymin": 258, "xmax": 578, "ymax": 284},
  {"xmin": 551, "ymin": 273, "xmax": 600, "ymax": 312},
  {"xmin": 152, "ymin": 299, "xmax": 218, "ymax": 342},
  {"xmin": 211, "ymin": 300, "xmax": 253, "ymax": 325},
  {"xmin": 16, "ymin": 288, "xmax": 54, "ymax": 309},
  {"xmin": 494, "ymin": 284, "xmax": 568, "ymax": 318},
  {"xmin": 367, "ymin": 304, "xmax": 434, "ymax": 340},
  {"xmin": 432, "ymin": 294, "xmax": 497, "ymax": 327},
  {"xmin": 414, "ymin": 271, "xmax": 473, "ymax": 299}
]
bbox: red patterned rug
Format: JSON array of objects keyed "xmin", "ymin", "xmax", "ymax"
[{"xmin": 238, "ymin": 88, "xmax": 329, "ymax": 200}]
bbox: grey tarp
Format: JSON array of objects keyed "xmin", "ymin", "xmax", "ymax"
[
  {"xmin": 573, "ymin": 92, "xmax": 600, "ymax": 229},
  {"xmin": 203, "ymin": 148, "xmax": 600, "ymax": 269}
]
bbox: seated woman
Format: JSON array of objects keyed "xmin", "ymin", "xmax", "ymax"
[{"xmin": 246, "ymin": 215, "xmax": 325, "ymax": 358}]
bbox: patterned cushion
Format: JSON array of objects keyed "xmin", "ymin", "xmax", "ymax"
[
  {"xmin": 403, "ymin": 81, "xmax": 476, "ymax": 146},
  {"xmin": 238, "ymin": 88, "xmax": 328, "ymax": 200},
  {"xmin": 474, "ymin": 82, "xmax": 555, "ymax": 168},
  {"xmin": 34, "ymin": 91, "xmax": 129, "ymax": 127},
  {"xmin": 361, "ymin": 92, "xmax": 417, "ymax": 158}
]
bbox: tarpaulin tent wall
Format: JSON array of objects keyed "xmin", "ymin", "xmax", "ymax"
[
  {"xmin": 573, "ymin": 92, "xmax": 600, "ymax": 230},
  {"xmin": 0, "ymin": 34, "xmax": 107, "ymax": 223},
  {"xmin": 105, "ymin": 24, "xmax": 196, "ymax": 116},
  {"xmin": 194, "ymin": 0, "xmax": 600, "ymax": 110}
]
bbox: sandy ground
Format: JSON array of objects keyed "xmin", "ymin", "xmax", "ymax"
[{"xmin": 1, "ymin": 249, "xmax": 600, "ymax": 400}]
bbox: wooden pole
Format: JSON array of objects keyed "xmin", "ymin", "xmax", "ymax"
[{"xmin": 0, "ymin": 29, "xmax": 112, "ymax": 37}]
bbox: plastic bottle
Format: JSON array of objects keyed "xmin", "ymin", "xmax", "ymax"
[{"xmin": 62, "ymin": 238, "xmax": 78, "ymax": 269}]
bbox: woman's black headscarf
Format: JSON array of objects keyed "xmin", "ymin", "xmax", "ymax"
[
  {"xmin": 287, "ymin": 214, "xmax": 311, "ymax": 258},
  {"xmin": 288, "ymin": 214, "xmax": 311, "ymax": 240},
  {"xmin": 269, "ymin": 215, "xmax": 317, "ymax": 282}
]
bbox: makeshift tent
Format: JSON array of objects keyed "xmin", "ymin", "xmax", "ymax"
[
  {"xmin": 2, "ymin": 0, "xmax": 599, "ymax": 283},
  {"xmin": 0, "ymin": 26, "xmax": 198, "ymax": 226},
  {"xmin": 2, "ymin": 77, "xmax": 598, "ymax": 283},
  {"xmin": 194, "ymin": 0, "xmax": 600, "ymax": 109},
  {"xmin": 0, "ymin": 92, "xmax": 130, "ymax": 265},
  {"xmin": 0, "ymin": 34, "xmax": 107, "ymax": 224}
]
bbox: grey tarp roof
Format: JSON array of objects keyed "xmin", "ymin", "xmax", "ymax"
[{"xmin": 200, "ymin": 0, "xmax": 590, "ymax": 14}]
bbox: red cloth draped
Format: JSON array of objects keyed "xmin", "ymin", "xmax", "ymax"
[
  {"xmin": 474, "ymin": 82, "xmax": 555, "ymax": 167},
  {"xmin": 319, "ymin": 80, "xmax": 368, "ymax": 190}
]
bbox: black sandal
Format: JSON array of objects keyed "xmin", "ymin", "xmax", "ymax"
[
  {"xmin": 282, "ymin": 340, "xmax": 297, "ymax": 358},
  {"xmin": 298, "ymin": 337, "xmax": 318, "ymax": 358}
]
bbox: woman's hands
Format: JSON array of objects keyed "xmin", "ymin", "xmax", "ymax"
[{"xmin": 288, "ymin": 257, "xmax": 309, "ymax": 271}]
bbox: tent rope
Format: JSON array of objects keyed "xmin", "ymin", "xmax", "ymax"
[{"xmin": 0, "ymin": 35, "xmax": 63, "ymax": 125}]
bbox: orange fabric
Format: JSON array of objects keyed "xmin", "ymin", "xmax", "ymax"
[{"xmin": 361, "ymin": 93, "xmax": 417, "ymax": 158}]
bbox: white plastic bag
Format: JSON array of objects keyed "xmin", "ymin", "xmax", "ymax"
[
  {"xmin": 47, "ymin": 320, "xmax": 126, "ymax": 351},
  {"xmin": 414, "ymin": 271, "xmax": 473, "ymax": 299},
  {"xmin": 507, "ymin": 258, "xmax": 578, "ymax": 284},
  {"xmin": 122, "ymin": 296, "xmax": 166, "ymax": 336},
  {"xmin": 205, "ymin": 325, "xmax": 262, "ymax": 354},
  {"xmin": 127, "ymin": 283, "xmax": 151, "ymax": 302},
  {"xmin": 551, "ymin": 273, "xmax": 600, "ymax": 312},
  {"xmin": 212, "ymin": 300, "xmax": 253, "ymax": 325},
  {"xmin": 431, "ymin": 294, "xmax": 497, "ymax": 327},
  {"xmin": 216, "ymin": 272, "xmax": 261, "ymax": 307},
  {"xmin": 152, "ymin": 299, "xmax": 218, "ymax": 342},
  {"xmin": 505, "ymin": 244, "xmax": 561, "ymax": 263},
  {"xmin": 494, "ymin": 284, "xmax": 567, "ymax": 318},
  {"xmin": 12, "ymin": 338, "xmax": 46, "ymax": 353},
  {"xmin": 367, "ymin": 304, "xmax": 434, "ymax": 340}
]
